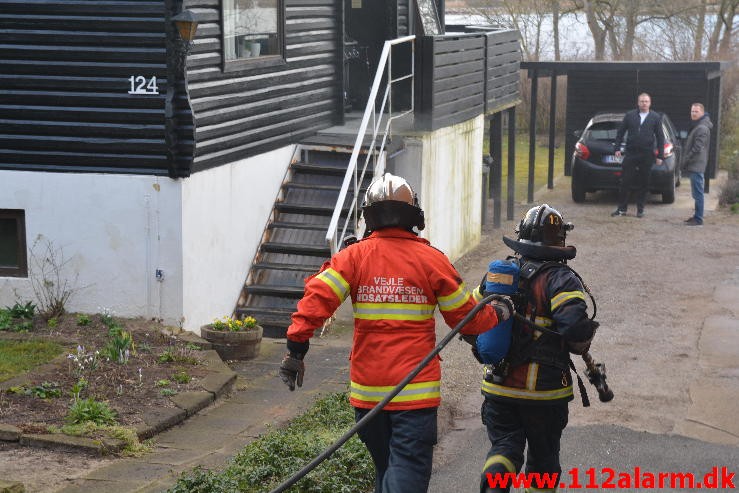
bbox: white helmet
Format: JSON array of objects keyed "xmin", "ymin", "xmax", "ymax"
[{"xmin": 362, "ymin": 173, "xmax": 425, "ymax": 231}]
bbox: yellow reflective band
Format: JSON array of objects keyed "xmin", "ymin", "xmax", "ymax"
[
  {"xmin": 316, "ymin": 268, "xmax": 350, "ymax": 302},
  {"xmin": 352, "ymin": 302, "xmax": 435, "ymax": 321},
  {"xmin": 481, "ymin": 380, "xmax": 573, "ymax": 400},
  {"xmin": 550, "ymin": 290, "xmax": 585, "ymax": 311},
  {"xmin": 472, "ymin": 288, "xmax": 485, "ymax": 303},
  {"xmin": 438, "ymin": 284, "xmax": 471, "ymax": 312},
  {"xmin": 350, "ymin": 380, "xmax": 441, "ymax": 403},
  {"xmin": 526, "ymin": 362, "xmax": 539, "ymax": 390},
  {"xmin": 483, "ymin": 454, "xmax": 516, "ymax": 474},
  {"xmin": 534, "ymin": 316, "xmax": 553, "ymax": 327}
]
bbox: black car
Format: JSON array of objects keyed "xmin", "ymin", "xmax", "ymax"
[{"xmin": 571, "ymin": 112, "xmax": 682, "ymax": 204}]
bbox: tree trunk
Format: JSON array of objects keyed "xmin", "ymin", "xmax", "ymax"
[
  {"xmin": 693, "ymin": 0, "xmax": 707, "ymax": 60},
  {"xmin": 583, "ymin": 0, "xmax": 607, "ymax": 59},
  {"xmin": 707, "ymin": 0, "xmax": 727, "ymax": 58},
  {"xmin": 551, "ymin": 0, "xmax": 561, "ymax": 60},
  {"xmin": 717, "ymin": 0, "xmax": 737, "ymax": 58}
]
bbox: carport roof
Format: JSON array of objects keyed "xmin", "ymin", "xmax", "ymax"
[{"xmin": 521, "ymin": 61, "xmax": 731, "ymax": 79}]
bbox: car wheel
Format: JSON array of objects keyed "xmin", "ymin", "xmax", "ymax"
[
  {"xmin": 675, "ymin": 167, "xmax": 681, "ymax": 188},
  {"xmin": 662, "ymin": 177, "xmax": 675, "ymax": 204},
  {"xmin": 571, "ymin": 172, "xmax": 586, "ymax": 203}
]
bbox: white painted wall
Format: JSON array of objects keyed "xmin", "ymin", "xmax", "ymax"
[
  {"xmin": 181, "ymin": 145, "xmax": 294, "ymax": 332},
  {"xmin": 0, "ymin": 171, "xmax": 183, "ymax": 321},
  {"xmin": 0, "ymin": 145, "xmax": 293, "ymax": 333},
  {"xmin": 393, "ymin": 115, "xmax": 485, "ymax": 262}
]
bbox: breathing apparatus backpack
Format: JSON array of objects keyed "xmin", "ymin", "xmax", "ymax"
[{"xmin": 476, "ymin": 258, "xmax": 520, "ymax": 364}]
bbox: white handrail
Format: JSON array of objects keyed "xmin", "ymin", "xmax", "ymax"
[{"xmin": 325, "ymin": 35, "xmax": 415, "ymax": 254}]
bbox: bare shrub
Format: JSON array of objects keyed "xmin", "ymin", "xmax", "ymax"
[{"xmin": 28, "ymin": 235, "xmax": 82, "ymax": 319}]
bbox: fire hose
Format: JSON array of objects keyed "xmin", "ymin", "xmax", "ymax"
[{"xmin": 268, "ymin": 293, "xmax": 501, "ymax": 493}]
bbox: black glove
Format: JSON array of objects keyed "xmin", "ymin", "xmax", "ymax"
[
  {"xmin": 490, "ymin": 295, "xmax": 514, "ymax": 322},
  {"xmin": 459, "ymin": 334, "xmax": 483, "ymax": 363},
  {"xmin": 279, "ymin": 353, "xmax": 305, "ymax": 391}
]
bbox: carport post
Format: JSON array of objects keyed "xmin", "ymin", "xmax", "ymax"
[
  {"xmin": 507, "ymin": 106, "xmax": 516, "ymax": 221},
  {"xmin": 548, "ymin": 73, "xmax": 557, "ymax": 189},
  {"xmin": 528, "ymin": 70, "xmax": 538, "ymax": 203},
  {"xmin": 489, "ymin": 112, "xmax": 503, "ymax": 229}
]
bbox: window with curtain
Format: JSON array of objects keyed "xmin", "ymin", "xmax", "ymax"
[{"xmin": 223, "ymin": 0, "xmax": 281, "ymax": 61}]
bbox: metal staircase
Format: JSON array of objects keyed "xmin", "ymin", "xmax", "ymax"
[
  {"xmin": 235, "ymin": 35, "xmax": 416, "ymax": 338},
  {"xmin": 234, "ymin": 145, "xmax": 375, "ymax": 338}
]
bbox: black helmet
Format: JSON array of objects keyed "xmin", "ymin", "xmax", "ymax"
[
  {"xmin": 517, "ymin": 204, "xmax": 573, "ymax": 247},
  {"xmin": 361, "ymin": 173, "xmax": 425, "ymax": 232},
  {"xmin": 503, "ymin": 204, "xmax": 576, "ymax": 260}
]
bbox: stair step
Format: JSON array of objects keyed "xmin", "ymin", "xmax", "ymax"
[
  {"xmin": 284, "ymin": 183, "xmax": 343, "ymax": 192},
  {"xmin": 245, "ymin": 284, "xmax": 304, "ymax": 298},
  {"xmin": 292, "ymin": 162, "xmax": 348, "ymax": 176},
  {"xmin": 275, "ymin": 203, "xmax": 347, "ymax": 216},
  {"xmin": 236, "ymin": 306, "xmax": 294, "ymax": 320},
  {"xmin": 268, "ymin": 221, "xmax": 329, "ymax": 231},
  {"xmin": 253, "ymin": 262, "xmax": 320, "ymax": 273},
  {"xmin": 261, "ymin": 242, "xmax": 331, "ymax": 256}
]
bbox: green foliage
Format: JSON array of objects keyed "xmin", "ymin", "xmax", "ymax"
[
  {"xmin": 26, "ymin": 381, "xmax": 62, "ymax": 399},
  {"xmin": 156, "ymin": 379, "xmax": 171, "ymax": 387},
  {"xmin": 104, "ymin": 329, "xmax": 135, "ymax": 364},
  {"xmin": 157, "ymin": 347, "xmax": 200, "ymax": 365},
  {"xmin": 0, "ymin": 307, "xmax": 34, "ymax": 333},
  {"xmin": 76, "ymin": 314, "xmax": 92, "ymax": 326},
  {"xmin": 66, "ymin": 397, "xmax": 118, "ymax": 426},
  {"xmin": 47, "ymin": 317, "xmax": 58, "ymax": 328},
  {"xmin": 160, "ymin": 388, "xmax": 178, "ymax": 397},
  {"xmin": 172, "ymin": 370, "xmax": 191, "ymax": 384},
  {"xmin": 0, "ymin": 340, "xmax": 64, "ymax": 382},
  {"xmin": 51, "ymin": 423, "xmax": 152, "ymax": 457},
  {"xmin": 6, "ymin": 301, "xmax": 36, "ymax": 319},
  {"xmin": 169, "ymin": 392, "xmax": 374, "ymax": 493}
]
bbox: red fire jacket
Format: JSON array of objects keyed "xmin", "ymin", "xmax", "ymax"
[{"xmin": 287, "ymin": 228, "xmax": 500, "ymax": 411}]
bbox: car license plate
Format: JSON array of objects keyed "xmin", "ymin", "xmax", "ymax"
[{"xmin": 603, "ymin": 154, "xmax": 623, "ymax": 164}]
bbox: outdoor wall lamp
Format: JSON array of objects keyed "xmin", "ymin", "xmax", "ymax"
[{"xmin": 172, "ymin": 10, "xmax": 199, "ymax": 44}]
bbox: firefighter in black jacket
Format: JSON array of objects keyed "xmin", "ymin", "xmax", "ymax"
[
  {"xmin": 478, "ymin": 204, "xmax": 596, "ymax": 493},
  {"xmin": 611, "ymin": 92, "xmax": 665, "ymax": 218}
]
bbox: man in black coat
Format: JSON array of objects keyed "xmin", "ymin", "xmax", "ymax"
[{"xmin": 611, "ymin": 93, "xmax": 665, "ymax": 218}]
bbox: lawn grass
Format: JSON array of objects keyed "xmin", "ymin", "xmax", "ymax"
[
  {"xmin": 0, "ymin": 339, "xmax": 65, "ymax": 382},
  {"xmin": 484, "ymin": 133, "xmax": 567, "ymax": 203}
]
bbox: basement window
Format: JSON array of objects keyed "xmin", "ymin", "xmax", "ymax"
[
  {"xmin": 0, "ymin": 209, "xmax": 28, "ymax": 278},
  {"xmin": 223, "ymin": 0, "xmax": 284, "ymax": 63}
]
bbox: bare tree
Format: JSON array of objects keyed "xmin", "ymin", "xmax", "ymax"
[{"xmin": 694, "ymin": 0, "xmax": 707, "ymax": 59}]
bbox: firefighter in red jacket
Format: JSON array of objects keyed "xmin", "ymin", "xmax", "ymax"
[{"xmin": 279, "ymin": 173, "xmax": 513, "ymax": 493}]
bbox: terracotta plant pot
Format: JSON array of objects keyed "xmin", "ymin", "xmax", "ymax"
[{"xmin": 200, "ymin": 324, "xmax": 263, "ymax": 360}]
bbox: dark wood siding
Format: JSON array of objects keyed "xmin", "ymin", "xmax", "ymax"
[
  {"xmin": 185, "ymin": 0, "xmax": 341, "ymax": 172},
  {"xmin": 419, "ymin": 29, "xmax": 520, "ymax": 131},
  {"xmin": 0, "ymin": 0, "xmax": 170, "ymax": 174},
  {"xmin": 484, "ymin": 29, "xmax": 519, "ymax": 113}
]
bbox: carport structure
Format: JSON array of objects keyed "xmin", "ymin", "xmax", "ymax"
[{"xmin": 520, "ymin": 61, "xmax": 730, "ymax": 196}]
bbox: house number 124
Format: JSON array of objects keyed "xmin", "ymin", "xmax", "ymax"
[{"xmin": 128, "ymin": 75, "xmax": 159, "ymax": 95}]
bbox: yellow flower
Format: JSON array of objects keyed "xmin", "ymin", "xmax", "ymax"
[{"xmin": 211, "ymin": 315, "xmax": 259, "ymax": 332}]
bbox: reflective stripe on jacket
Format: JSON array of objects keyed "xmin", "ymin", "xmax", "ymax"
[{"xmin": 288, "ymin": 228, "xmax": 500, "ymax": 411}]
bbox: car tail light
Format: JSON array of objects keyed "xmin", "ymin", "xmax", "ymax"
[
  {"xmin": 656, "ymin": 143, "xmax": 673, "ymax": 158},
  {"xmin": 575, "ymin": 142, "xmax": 590, "ymax": 160}
]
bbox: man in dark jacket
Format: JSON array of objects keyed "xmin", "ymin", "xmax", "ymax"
[
  {"xmin": 611, "ymin": 93, "xmax": 665, "ymax": 218},
  {"xmin": 681, "ymin": 103, "xmax": 713, "ymax": 226}
]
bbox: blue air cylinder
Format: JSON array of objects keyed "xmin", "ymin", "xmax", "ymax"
[{"xmin": 477, "ymin": 259, "xmax": 519, "ymax": 364}]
